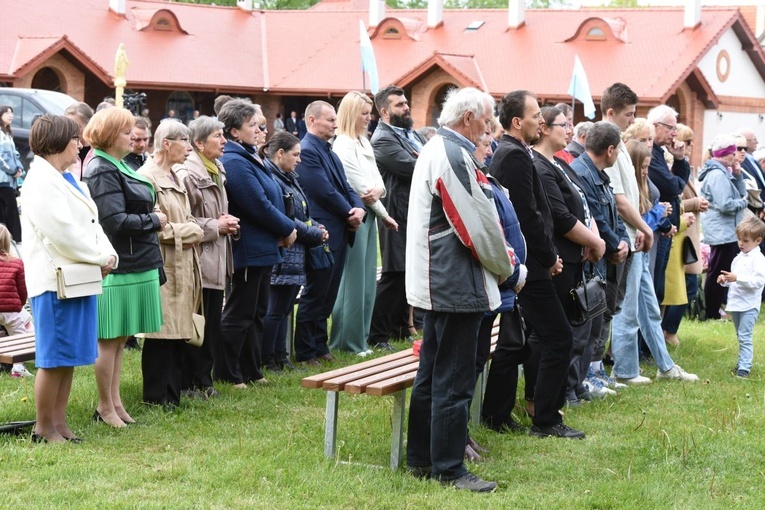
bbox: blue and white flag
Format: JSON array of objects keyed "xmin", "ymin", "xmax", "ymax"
[
  {"xmin": 568, "ymin": 55, "xmax": 596, "ymax": 120},
  {"xmin": 359, "ymin": 20, "xmax": 379, "ymax": 94}
]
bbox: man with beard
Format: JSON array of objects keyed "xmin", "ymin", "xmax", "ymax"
[
  {"xmin": 366, "ymin": 86, "xmax": 427, "ymax": 350},
  {"xmin": 488, "ymin": 90, "xmax": 584, "ymax": 439}
]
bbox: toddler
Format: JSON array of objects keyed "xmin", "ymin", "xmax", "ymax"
[{"xmin": 717, "ymin": 216, "xmax": 765, "ymax": 378}]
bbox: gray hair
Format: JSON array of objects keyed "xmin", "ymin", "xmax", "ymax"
[
  {"xmin": 710, "ymin": 133, "xmax": 737, "ymax": 152},
  {"xmin": 646, "ymin": 104, "xmax": 678, "ymax": 125},
  {"xmin": 189, "ymin": 115, "xmax": 224, "ymax": 145},
  {"xmin": 585, "ymin": 121, "xmax": 621, "ymax": 155},
  {"xmin": 438, "ymin": 87, "xmax": 495, "ymax": 128},
  {"xmin": 574, "ymin": 121, "xmax": 593, "ymax": 139},
  {"xmin": 218, "ymin": 98, "xmax": 260, "ymax": 140},
  {"xmin": 154, "ymin": 119, "xmax": 190, "ymax": 150}
]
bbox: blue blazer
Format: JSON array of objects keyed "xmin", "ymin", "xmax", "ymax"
[
  {"xmin": 296, "ymin": 133, "xmax": 363, "ymax": 252},
  {"xmin": 220, "ymin": 140, "xmax": 295, "ymax": 270}
]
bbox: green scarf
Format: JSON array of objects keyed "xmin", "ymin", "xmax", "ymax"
[
  {"xmin": 94, "ymin": 148, "xmax": 156, "ymax": 202},
  {"xmin": 198, "ymin": 151, "xmax": 221, "ymax": 188}
]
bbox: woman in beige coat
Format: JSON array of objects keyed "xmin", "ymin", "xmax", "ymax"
[
  {"xmin": 662, "ymin": 124, "xmax": 708, "ymax": 345},
  {"xmin": 139, "ymin": 121, "xmax": 203, "ymax": 408},
  {"xmin": 176, "ymin": 116, "xmax": 239, "ymax": 398}
]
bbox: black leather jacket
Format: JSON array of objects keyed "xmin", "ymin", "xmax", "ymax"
[{"xmin": 83, "ymin": 155, "xmax": 163, "ymax": 274}]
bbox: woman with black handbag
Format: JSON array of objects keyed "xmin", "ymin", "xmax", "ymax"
[
  {"xmin": 260, "ymin": 132, "xmax": 327, "ymax": 371},
  {"xmin": 532, "ymin": 107, "xmax": 607, "ymax": 406}
]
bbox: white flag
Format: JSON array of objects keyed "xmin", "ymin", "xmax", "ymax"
[
  {"xmin": 568, "ymin": 55, "xmax": 596, "ymax": 120},
  {"xmin": 359, "ymin": 20, "xmax": 379, "ymax": 94}
]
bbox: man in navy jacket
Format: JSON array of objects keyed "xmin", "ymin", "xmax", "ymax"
[{"xmin": 294, "ymin": 101, "xmax": 365, "ymax": 364}]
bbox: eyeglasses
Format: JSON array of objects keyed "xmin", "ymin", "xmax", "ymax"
[
  {"xmin": 655, "ymin": 121, "xmax": 677, "ymax": 132},
  {"xmin": 737, "ymin": 146, "xmax": 748, "ymax": 151},
  {"xmin": 258, "ymin": 125, "xmax": 267, "ymax": 132},
  {"xmin": 168, "ymin": 137, "xmax": 190, "ymax": 143},
  {"xmin": 548, "ymin": 122, "xmax": 569, "ymax": 129}
]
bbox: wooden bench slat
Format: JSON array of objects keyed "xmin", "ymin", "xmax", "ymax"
[
  {"xmin": 344, "ymin": 362, "xmax": 420, "ymax": 394},
  {"xmin": 0, "ymin": 333, "xmax": 36, "ymax": 364},
  {"xmin": 322, "ymin": 356, "xmax": 418, "ymax": 391},
  {"xmin": 366, "ymin": 372, "xmax": 418, "ymax": 396},
  {"xmin": 301, "ymin": 349, "xmax": 413, "ymax": 389}
]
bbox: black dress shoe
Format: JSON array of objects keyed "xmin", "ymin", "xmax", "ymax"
[
  {"xmin": 529, "ymin": 423, "xmax": 585, "ymax": 439},
  {"xmin": 64, "ymin": 436, "xmax": 84, "ymax": 444},
  {"xmin": 93, "ymin": 410, "xmax": 104, "ymax": 423},
  {"xmin": 374, "ymin": 342, "xmax": 395, "ymax": 351},
  {"xmin": 317, "ymin": 353, "xmax": 335, "ymax": 362},
  {"xmin": 407, "ymin": 466, "xmax": 432, "ymax": 479},
  {"xmin": 30, "ymin": 432, "xmax": 47, "ymax": 443}
]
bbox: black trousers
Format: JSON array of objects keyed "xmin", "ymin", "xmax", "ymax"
[
  {"xmin": 0, "ymin": 187, "xmax": 21, "ymax": 242},
  {"xmin": 216, "ymin": 265, "xmax": 271, "ymax": 384},
  {"xmin": 142, "ymin": 339, "xmax": 185, "ymax": 407},
  {"xmin": 367, "ymin": 271, "xmax": 411, "ymax": 345},
  {"xmin": 518, "ymin": 278, "xmax": 573, "ymax": 427},
  {"xmin": 294, "ymin": 242, "xmax": 347, "ymax": 361},
  {"xmin": 705, "ymin": 242, "xmax": 739, "ymax": 320},
  {"xmin": 182, "ymin": 287, "xmax": 223, "ymax": 391},
  {"xmin": 480, "ymin": 308, "xmax": 531, "ymax": 426},
  {"xmin": 406, "ymin": 311, "xmax": 482, "ymax": 480}
]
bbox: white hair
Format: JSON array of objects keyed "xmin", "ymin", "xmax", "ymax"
[
  {"xmin": 438, "ymin": 87, "xmax": 495, "ymax": 128},
  {"xmin": 710, "ymin": 133, "xmax": 737, "ymax": 152},
  {"xmin": 154, "ymin": 119, "xmax": 190, "ymax": 151},
  {"xmin": 646, "ymin": 104, "xmax": 678, "ymax": 124}
]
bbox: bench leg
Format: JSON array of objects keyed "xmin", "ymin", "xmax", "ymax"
[
  {"xmin": 390, "ymin": 390, "xmax": 406, "ymax": 470},
  {"xmin": 470, "ymin": 364, "xmax": 488, "ymax": 427},
  {"xmin": 325, "ymin": 391, "xmax": 339, "ymax": 458}
]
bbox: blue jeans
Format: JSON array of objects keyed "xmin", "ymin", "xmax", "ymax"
[
  {"xmin": 731, "ymin": 309, "xmax": 758, "ymax": 372},
  {"xmin": 612, "ymin": 251, "xmax": 675, "ymax": 378},
  {"xmin": 662, "ymin": 274, "xmax": 700, "ymax": 334},
  {"xmin": 406, "ymin": 311, "xmax": 482, "ymax": 480}
]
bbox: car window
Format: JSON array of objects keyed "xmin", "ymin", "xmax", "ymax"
[
  {"xmin": 0, "ymin": 94, "xmax": 23, "ymax": 129},
  {"xmin": 19, "ymin": 99, "xmax": 45, "ymax": 129}
]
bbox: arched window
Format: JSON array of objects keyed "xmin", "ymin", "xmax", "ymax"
[{"xmin": 31, "ymin": 67, "xmax": 62, "ymax": 92}]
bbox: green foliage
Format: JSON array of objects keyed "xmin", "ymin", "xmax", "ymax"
[{"xmin": 2, "ymin": 315, "xmax": 765, "ymax": 508}]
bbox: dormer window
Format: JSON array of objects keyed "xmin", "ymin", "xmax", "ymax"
[
  {"xmin": 154, "ymin": 17, "xmax": 172, "ymax": 31},
  {"xmin": 383, "ymin": 27, "xmax": 401, "ymax": 39},
  {"xmin": 586, "ymin": 27, "xmax": 605, "ymax": 41}
]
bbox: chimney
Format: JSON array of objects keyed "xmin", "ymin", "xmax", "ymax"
[
  {"xmin": 370, "ymin": 0, "xmax": 386, "ymax": 27},
  {"xmin": 237, "ymin": 0, "xmax": 253, "ymax": 11},
  {"xmin": 684, "ymin": 0, "xmax": 701, "ymax": 29},
  {"xmin": 428, "ymin": 0, "xmax": 443, "ymax": 29},
  {"xmin": 109, "ymin": 0, "xmax": 126, "ymax": 15},
  {"xmin": 508, "ymin": 0, "xmax": 525, "ymax": 29}
]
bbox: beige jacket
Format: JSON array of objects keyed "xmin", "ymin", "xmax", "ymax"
[
  {"xmin": 175, "ymin": 150, "xmax": 233, "ymax": 290},
  {"xmin": 139, "ymin": 158, "xmax": 203, "ymax": 340},
  {"xmin": 682, "ymin": 180, "xmax": 703, "ymax": 275}
]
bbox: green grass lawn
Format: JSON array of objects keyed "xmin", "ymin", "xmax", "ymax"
[{"xmin": 1, "ymin": 316, "xmax": 764, "ymax": 509}]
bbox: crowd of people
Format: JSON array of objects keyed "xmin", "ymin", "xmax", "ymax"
[{"xmin": 0, "ymin": 82, "xmax": 764, "ymax": 492}]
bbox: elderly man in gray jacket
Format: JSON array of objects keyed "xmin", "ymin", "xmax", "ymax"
[{"xmin": 405, "ymin": 87, "xmax": 515, "ymax": 493}]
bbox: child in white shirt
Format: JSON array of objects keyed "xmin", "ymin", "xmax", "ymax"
[{"xmin": 718, "ymin": 217, "xmax": 765, "ymax": 378}]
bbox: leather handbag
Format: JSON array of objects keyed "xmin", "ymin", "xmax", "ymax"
[
  {"xmin": 305, "ymin": 243, "xmax": 334, "ymax": 272},
  {"xmin": 570, "ymin": 265, "xmax": 607, "ymax": 326},
  {"xmin": 682, "ymin": 237, "xmax": 698, "ymax": 265},
  {"xmin": 55, "ymin": 264, "xmax": 103, "ymax": 300},
  {"xmin": 187, "ymin": 291, "xmax": 205, "ymax": 347},
  {"xmin": 187, "ymin": 313, "xmax": 205, "ymax": 347}
]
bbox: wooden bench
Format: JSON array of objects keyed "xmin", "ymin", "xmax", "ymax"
[
  {"xmin": 0, "ymin": 332, "xmax": 35, "ymax": 364},
  {"xmin": 301, "ymin": 321, "xmax": 499, "ymax": 469}
]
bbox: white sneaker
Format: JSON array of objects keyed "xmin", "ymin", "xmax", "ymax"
[
  {"xmin": 11, "ymin": 363, "xmax": 34, "ymax": 378},
  {"xmin": 583, "ymin": 379, "xmax": 617, "ymax": 397},
  {"xmin": 357, "ymin": 349, "xmax": 373, "ymax": 358},
  {"xmin": 614, "ymin": 374, "xmax": 652, "ymax": 385},
  {"xmin": 657, "ymin": 365, "xmax": 698, "ymax": 382}
]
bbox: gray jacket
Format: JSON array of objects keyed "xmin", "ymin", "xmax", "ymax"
[{"xmin": 699, "ymin": 159, "xmax": 747, "ymax": 245}]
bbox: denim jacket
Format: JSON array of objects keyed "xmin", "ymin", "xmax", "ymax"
[
  {"xmin": 0, "ymin": 131, "xmax": 21, "ymax": 188},
  {"xmin": 571, "ymin": 152, "xmax": 629, "ymax": 275}
]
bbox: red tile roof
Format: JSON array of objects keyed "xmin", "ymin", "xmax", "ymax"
[{"xmin": 1, "ymin": 0, "xmax": 762, "ymax": 103}]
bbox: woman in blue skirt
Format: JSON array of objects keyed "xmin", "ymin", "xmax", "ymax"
[{"xmin": 22, "ymin": 115, "xmax": 117, "ymax": 443}]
